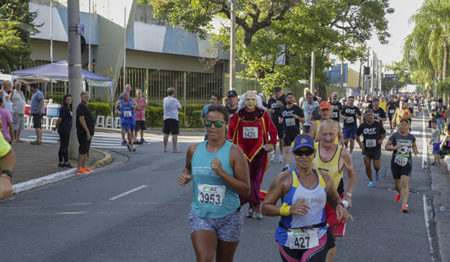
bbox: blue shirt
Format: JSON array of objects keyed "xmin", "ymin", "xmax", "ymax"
[
  {"xmin": 30, "ymin": 90, "xmax": 44, "ymax": 114},
  {"xmin": 190, "ymin": 141, "xmax": 240, "ymax": 218}
]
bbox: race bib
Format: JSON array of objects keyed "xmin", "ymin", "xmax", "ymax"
[
  {"xmin": 197, "ymin": 184, "xmax": 226, "ymax": 206},
  {"xmin": 243, "ymin": 127, "xmax": 258, "ymax": 139},
  {"xmin": 389, "ymin": 109, "xmax": 395, "ymax": 114},
  {"xmin": 286, "ymin": 118, "xmax": 296, "ymax": 127},
  {"xmin": 394, "ymin": 156, "xmax": 408, "ymax": 167},
  {"xmin": 332, "ymin": 112, "xmax": 338, "ymax": 119},
  {"xmin": 287, "ymin": 228, "xmax": 319, "ymax": 250},
  {"xmin": 346, "ymin": 117, "xmax": 354, "ymax": 124},
  {"xmin": 123, "ymin": 110, "xmax": 132, "ymax": 117},
  {"xmin": 366, "ymin": 139, "xmax": 377, "ymax": 148}
]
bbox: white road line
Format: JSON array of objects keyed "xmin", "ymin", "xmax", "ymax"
[
  {"xmin": 109, "ymin": 185, "xmax": 148, "ymax": 201},
  {"xmin": 422, "ymin": 112, "xmax": 428, "ymax": 168}
]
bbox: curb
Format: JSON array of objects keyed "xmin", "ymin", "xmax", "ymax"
[
  {"xmin": 92, "ymin": 148, "xmax": 112, "ymax": 168},
  {"xmin": 13, "ymin": 168, "xmax": 77, "ymax": 194}
]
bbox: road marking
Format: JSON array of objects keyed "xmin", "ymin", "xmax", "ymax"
[
  {"xmin": 109, "ymin": 185, "xmax": 148, "ymax": 201},
  {"xmin": 423, "ymin": 194, "xmax": 437, "ymax": 262},
  {"xmin": 422, "ymin": 111, "xmax": 428, "ymax": 168}
]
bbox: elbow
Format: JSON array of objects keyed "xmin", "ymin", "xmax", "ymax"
[
  {"xmin": 261, "ymin": 203, "xmax": 269, "ymax": 216},
  {"xmin": 242, "ymin": 185, "xmax": 251, "ymax": 198}
]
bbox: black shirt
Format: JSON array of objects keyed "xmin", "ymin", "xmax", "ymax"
[
  {"xmin": 372, "ymin": 108, "xmax": 386, "ymax": 122},
  {"xmin": 341, "ymin": 106, "xmax": 361, "ymax": 127},
  {"xmin": 58, "ymin": 106, "xmax": 72, "ymax": 133},
  {"xmin": 356, "ymin": 121, "xmax": 386, "ymax": 151},
  {"xmin": 279, "ymin": 104, "xmax": 304, "ymax": 134},
  {"xmin": 386, "ymin": 101, "xmax": 398, "ymax": 115},
  {"xmin": 76, "ymin": 103, "xmax": 95, "ymax": 135},
  {"xmin": 268, "ymin": 95, "xmax": 287, "ymax": 121},
  {"xmin": 226, "ymin": 104, "xmax": 238, "ymax": 119},
  {"xmin": 330, "ymin": 102, "xmax": 342, "ymax": 121},
  {"xmin": 436, "ymin": 104, "xmax": 447, "ymax": 118}
]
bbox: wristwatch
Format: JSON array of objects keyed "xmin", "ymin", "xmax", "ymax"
[{"xmin": 1, "ymin": 169, "xmax": 13, "ymax": 178}]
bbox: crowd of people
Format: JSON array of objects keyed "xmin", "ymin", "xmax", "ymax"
[{"xmin": 176, "ymin": 86, "xmax": 444, "ymax": 261}]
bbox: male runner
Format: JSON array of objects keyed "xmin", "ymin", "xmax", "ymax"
[
  {"xmin": 330, "ymin": 92, "xmax": 343, "ymax": 122},
  {"xmin": 371, "ymin": 97, "xmax": 387, "ymax": 124},
  {"xmin": 225, "ymin": 90, "xmax": 239, "ymax": 119},
  {"xmin": 302, "ymin": 92, "xmax": 319, "ymax": 134},
  {"xmin": 278, "ymin": 93, "xmax": 305, "ymax": 171},
  {"xmin": 268, "ymin": 87, "xmax": 287, "ymax": 162},
  {"xmin": 341, "ymin": 96, "xmax": 362, "ymax": 153},
  {"xmin": 386, "ymin": 95, "xmax": 398, "ymax": 133},
  {"xmin": 312, "ymin": 120, "xmax": 357, "ymax": 262},
  {"xmin": 385, "ymin": 119, "xmax": 418, "ymax": 213},
  {"xmin": 356, "ymin": 109, "xmax": 387, "ymax": 187},
  {"xmin": 308, "ymin": 101, "xmax": 344, "ymax": 144},
  {"xmin": 118, "ymin": 84, "xmax": 132, "ymax": 145},
  {"xmin": 115, "ymin": 92, "xmax": 137, "ymax": 152}
]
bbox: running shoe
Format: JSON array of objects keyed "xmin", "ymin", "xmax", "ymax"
[
  {"xmin": 368, "ymin": 181, "xmax": 374, "ymax": 188},
  {"xmin": 375, "ymin": 171, "xmax": 380, "ymax": 181},
  {"xmin": 76, "ymin": 169, "xmax": 88, "ymax": 175},
  {"xmin": 247, "ymin": 208, "xmax": 253, "ymax": 218},
  {"xmin": 141, "ymin": 138, "xmax": 148, "ymax": 144},
  {"xmin": 431, "ymin": 162, "xmax": 437, "ymax": 166},
  {"xmin": 131, "ymin": 146, "xmax": 136, "ymax": 152},
  {"xmin": 83, "ymin": 167, "xmax": 94, "ymax": 173},
  {"xmin": 270, "ymin": 154, "xmax": 277, "ymax": 163},
  {"xmin": 58, "ymin": 163, "xmax": 65, "ymax": 168},
  {"xmin": 121, "ymin": 140, "xmax": 127, "ymax": 146},
  {"xmin": 64, "ymin": 162, "xmax": 73, "ymax": 168},
  {"xmin": 401, "ymin": 204, "xmax": 409, "ymax": 213},
  {"xmin": 395, "ymin": 193, "xmax": 401, "ymax": 203},
  {"xmin": 279, "ymin": 155, "xmax": 284, "ymax": 163},
  {"xmin": 127, "ymin": 143, "xmax": 132, "ymax": 152},
  {"xmin": 255, "ymin": 205, "xmax": 263, "ymax": 220}
]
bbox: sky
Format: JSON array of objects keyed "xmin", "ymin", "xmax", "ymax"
[{"xmin": 368, "ymin": 0, "xmax": 425, "ymax": 65}]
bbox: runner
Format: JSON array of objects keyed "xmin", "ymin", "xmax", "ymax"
[
  {"xmin": 278, "ymin": 92, "xmax": 305, "ymax": 171},
  {"xmin": 225, "ymin": 90, "xmax": 239, "ymax": 119},
  {"xmin": 341, "ymin": 96, "xmax": 362, "ymax": 153},
  {"xmin": 178, "ymin": 105, "xmax": 250, "ymax": 262},
  {"xmin": 330, "ymin": 92, "xmax": 343, "ymax": 122},
  {"xmin": 435, "ymin": 98, "xmax": 447, "ymax": 134},
  {"xmin": 0, "ymin": 118, "xmax": 15, "ymax": 200},
  {"xmin": 385, "ymin": 119, "xmax": 418, "ymax": 213},
  {"xmin": 312, "ymin": 120, "xmax": 357, "ymax": 262},
  {"xmin": 386, "ymin": 95, "xmax": 398, "ymax": 133},
  {"xmin": 115, "ymin": 92, "xmax": 137, "ymax": 152},
  {"xmin": 268, "ymin": 87, "xmax": 287, "ymax": 162},
  {"xmin": 371, "ymin": 98, "xmax": 387, "ymax": 124},
  {"xmin": 133, "ymin": 89, "xmax": 148, "ymax": 144},
  {"xmin": 355, "ymin": 109, "xmax": 387, "ymax": 187},
  {"xmin": 118, "ymin": 84, "xmax": 132, "ymax": 146},
  {"xmin": 262, "ymin": 135, "xmax": 352, "ymax": 262},
  {"xmin": 308, "ymin": 101, "xmax": 343, "ymax": 144},
  {"xmin": 302, "ymin": 92, "xmax": 319, "ymax": 134},
  {"xmin": 393, "ymin": 99, "xmax": 412, "ymax": 130}
]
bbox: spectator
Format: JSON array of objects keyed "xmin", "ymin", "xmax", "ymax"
[
  {"xmin": 0, "ymin": 80, "xmax": 12, "ymax": 113},
  {"xmin": 435, "ymin": 98, "xmax": 447, "ymax": 134},
  {"xmin": 29, "ymin": 84, "xmax": 45, "ymax": 145},
  {"xmin": 0, "ymin": 118, "xmax": 15, "ymax": 200},
  {"xmin": 134, "ymin": 89, "xmax": 148, "ymax": 144},
  {"xmin": 163, "ymin": 87, "xmax": 182, "ymax": 153},
  {"xmin": 76, "ymin": 91, "xmax": 95, "ymax": 175},
  {"xmin": 0, "ymin": 98, "xmax": 13, "ymax": 143},
  {"xmin": 11, "ymin": 81, "xmax": 26, "ymax": 143},
  {"xmin": 302, "ymin": 92, "xmax": 319, "ymax": 133},
  {"xmin": 52, "ymin": 94, "xmax": 73, "ymax": 168}
]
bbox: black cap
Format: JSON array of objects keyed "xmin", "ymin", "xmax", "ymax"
[
  {"xmin": 273, "ymin": 87, "xmax": 282, "ymax": 92},
  {"xmin": 227, "ymin": 90, "xmax": 238, "ymax": 97}
]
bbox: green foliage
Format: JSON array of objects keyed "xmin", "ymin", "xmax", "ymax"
[
  {"xmin": 437, "ymin": 79, "xmax": 450, "ymax": 97},
  {"xmin": 382, "ymin": 62, "xmax": 412, "ymax": 91},
  {"xmin": 0, "ymin": 0, "xmax": 38, "ymax": 73},
  {"xmin": 88, "ymin": 102, "xmax": 113, "ymax": 120},
  {"xmin": 45, "ymin": 94, "xmax": 64, "ymax": 104}
]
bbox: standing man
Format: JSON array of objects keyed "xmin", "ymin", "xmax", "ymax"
[
  {"xmin": 435, "ymin": 98, "xmax": 447, "ymax": 134},
  {"xmin": 387, "ymin": 95, "xmax": 398, "ymax": 133},
  {"xmin": 356, "ymin": 109, "xmax": 387, "ymax": 187},
  {"xmin": 0, "ymin": 98, "xmax": 13, "ymax": 143},
  {"xmin": 371, "ymin": 97, "xmax": 387, "ymax": 124},
  {"xmin": 29, "ymin": 84, "xmax": 45, "ymax": 145},
  {"xmin": 134, "ymin": 89, "xmax": 148, "ymax": 144},
  {"xmin": 330, "ymin": 92, "xmax": 343, "ymax": 122},
  {"xmin": 118, "ymin": 84, "xmax": 132, "ymax": 146},
  {"xmin": 163, "ymin": 87, "xmax": 182, "ymax": 153},
  {"xmin": 225, "ymin": 90, "xmax": 239, "ymax": 119},
  {"xmin": 278, "ymin": 92, "xmax": 305, "ymax": 171},
  {"xmin": 115, "ymin": 92, "xmax": 137, "ymax": 152},
  {"xmin": 341, "ymin": 96, "xmax": 362, "ymax": 154},
  {"xmin": 11, "ymin": 81, "xmax": 26, "ymax": 143},
  {"xmin": 0, "ymin": 118, "xmax": 15, "ymax": 200},
  {"xmin": 302, "ymin": 92, "xmax": 319, "ymax": 134},
  {"xmin": 268, "ymin": 87, "xmax": 286, "ymax": 162},
  {"xmin": 76, "ymin": 91, "xmax": 95, "ymax": 175},
  {"xmin": 312, "ymin": 120, "xmax": 356, "ymax": 262},
  {"xmin": 0, "ymin": 80, "xmax": 12, "ymax": 113}
]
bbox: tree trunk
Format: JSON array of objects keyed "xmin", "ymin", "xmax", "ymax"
[
  {"xmin": 318, "ymin": 82, "xmax": 327, "ymax": 100},
  {"xmin": 443, "ymin": 41, "xmax": 449, "ymax": 80}
]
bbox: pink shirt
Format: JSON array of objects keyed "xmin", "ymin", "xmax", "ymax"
[
  {"xmin": 0, "ymin": 108, "xmax": 13, "ymax": 141},
  {"xmin": 134, "ymin": 97, "xmax": 147, "ymax": 121}
]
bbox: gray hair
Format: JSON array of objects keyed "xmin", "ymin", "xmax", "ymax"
[
  {"xmin": 318, "ymin": 119, "xmax": 338, "ymax": 135},
  {"xmin": 237, "ymin": 91, "xmax": 266, "ymax": 111},
  {"xmin": 332, "ymin": 92, "xmax": 339, "ymax": 98}
]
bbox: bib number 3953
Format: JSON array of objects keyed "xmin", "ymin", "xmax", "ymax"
[
  {"xmin": 197, "ymin": 184, "xmax": 226, "ymax": 206},
  {"xmin": 287, "ymin": 228, "xmax": 319, "ymax": 249}
]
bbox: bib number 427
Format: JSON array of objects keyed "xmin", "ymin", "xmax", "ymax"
[{"xmin": 287, "ymin": 228, "xmax": 319, "ymax": 249}]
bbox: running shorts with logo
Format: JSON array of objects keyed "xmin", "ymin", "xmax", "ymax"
[
  {"xmin": 343, "ymin": 126, "xmax": 358, "ymax": 139},
  {"xmin": 391, "ymin": 162, "xmax": 412, "ymax": 179},
  {"xmin": 362, "ymin": 149, "xmax": 381, "ymax": 160}
]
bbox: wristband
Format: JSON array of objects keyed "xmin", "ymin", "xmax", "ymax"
[
  {"xmin": 345, "ymin": 192, "xmax": 352, "ymax": 198},
  {"xmin": 280, "ymin": 203, "xmax": 291, "ymax": 216},
  {"xmin": 1, "ymin": 170, "xmax": 12, "ymax": 178}
]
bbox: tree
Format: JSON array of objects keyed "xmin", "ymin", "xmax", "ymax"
[
  {"xmin": 0, "ymin": 0, "xmax": 38, "ymax": 73},
  {"xmin": 148, "ymin": 0, "xmax": 393, "ymax": 95},
  {"xmin": 382, "ymin": 61, "xmax": 412, "ymax": 92}
]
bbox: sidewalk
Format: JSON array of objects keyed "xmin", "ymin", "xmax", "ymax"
[
  {"xmin": 11, "ymin": 142, "xmax": 112, "ymax": 185},
  {"xmin": 95, "ymin": 127, "xmax": 205, "ymax": 136}
]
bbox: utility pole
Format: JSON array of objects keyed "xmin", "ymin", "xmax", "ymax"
[
  {"xmin": 123, "ymin": 6, "xmax": 127, "ymax": 88},
  {"xmin": 310, "ymin": 50, "xmax": 316, "ymax": 95},
  {"xmin": 68, "ymin": 0, "xmax": 82, "ymax": 159},
  {"xmin": 50, "ymin": 0, "xmax": 54, "ymax": 94},
  {"xmin": 340, "ymin": 58, "xmax": 344, "ymax": 90},
  {"xmin": 88, "ymin": 0, "xmax": 92, "ymax": 71},
  {"xmin": 229, "ymin": 0, "xmax": 236, "ymax": 91}
]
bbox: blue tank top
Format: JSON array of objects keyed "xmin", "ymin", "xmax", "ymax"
[
  {"xmin": 191, "ymin": 140, "xmax": 240, "ymax": 218},
  {"xmin": 275, "ymin": 168, "xmax": 328, "ymax": 247},
  {"xmin": 120, "ymin": 99, "xmax": 135, "ymax": 121}
]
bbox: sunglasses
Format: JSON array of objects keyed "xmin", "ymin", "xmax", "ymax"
[
  {"xmin": 293, "ymin": 148, "xmax": 315, "ymax": 156},
  {"xmin": 204, "ymin": 120, "xmax": 225, "ymax": 128}
]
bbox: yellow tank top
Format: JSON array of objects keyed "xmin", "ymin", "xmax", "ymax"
[
  {"xmin": 312, "ymin": 143, "xmax": 343, "ymax": 189},
  {"xmin": 395, "ymin": 109, "xmax": 412, "ymax": 125},
  {"xmin": 379, "ymin": 101, "xmax": 387, "ymax": 112},
  {"xmin": 314, "ymin": 120, "xmax": 339, "ymax": 144},
  {"xmin": 0, "ymin": 132, "xmax": 11, "ymax": 157}
]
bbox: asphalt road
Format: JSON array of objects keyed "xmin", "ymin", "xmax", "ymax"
[{"xmin": 0, "ymin": 112, "xmax": 442, "ymax": 262}]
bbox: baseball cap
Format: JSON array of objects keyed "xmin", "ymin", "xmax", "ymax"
[
  {"xmin": 319, "ymin": 101, "xmax": 331, "ymax": 110},
  {"xmin": 292, "ymin": 135, "xmax": 316, "ymax": 152},
  {"xmin": 273, "ymin": 87, "xmax": 282, "ymax": 92},
  {"xmin": 227, "ymin": 90, "xmax": 238, "ymax": 97}
]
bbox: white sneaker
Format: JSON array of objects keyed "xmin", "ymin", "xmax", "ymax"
[
  {"xmin": 279, "ymin": 155, "xmax": 284, "ymax": 163},
  {"xmin": 270, "ymin": 154, "xmax": 277, "ymax": 162}
]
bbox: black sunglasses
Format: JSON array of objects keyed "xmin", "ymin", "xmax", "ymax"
[
  {"xmin": 204, "ymin": 120, "xmax": 225, "ymax": 128},
  {"xmin": 293, "ymin": 148, "xmax": 315, "ymax": 156}
]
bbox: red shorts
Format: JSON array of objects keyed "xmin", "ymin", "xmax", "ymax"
[{"xmin": 325, "ymin": 193, "xmax": 346, "ymax": 237}]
